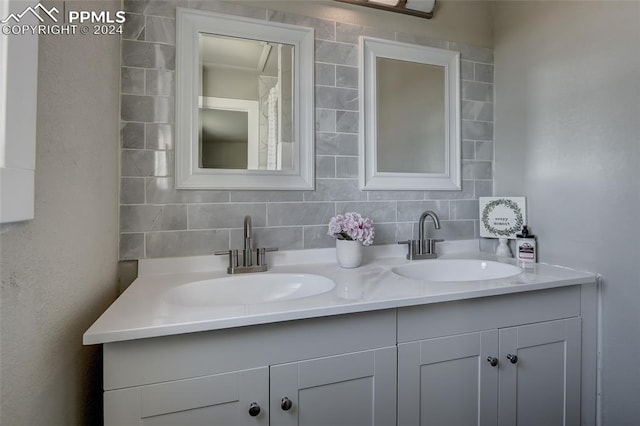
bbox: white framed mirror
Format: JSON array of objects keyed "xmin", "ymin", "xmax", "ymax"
[
  {"xmin": 176, "ymin": 9, "xmax": 315, "ymax": 190},
  {"xmin": 359, "ymin": 36, "xmax": 461, "ymax": 191}
]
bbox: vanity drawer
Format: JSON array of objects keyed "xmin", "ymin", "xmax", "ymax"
[
  {"xmin": 397, "ymin": 285, "xmax": 582, "ymax": 343},
  {"xmin": 104, "ymin": 309, "xmax": 396, "ymax": 391}
]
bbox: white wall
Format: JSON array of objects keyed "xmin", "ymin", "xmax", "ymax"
[
  {"xmin": 0, "ymin": 0, "xmax": 120, "ymax": 423},
  {"xmin": 493, "ymin": 1, "xmax": 640, "ymax": 423}
]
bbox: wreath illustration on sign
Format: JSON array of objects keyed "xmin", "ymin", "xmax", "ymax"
[{"xmin": 481, "ymin": 199, "xmax": 524, "ymax": 237}]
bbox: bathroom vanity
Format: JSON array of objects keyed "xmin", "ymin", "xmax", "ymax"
[{"xmin": 85, "ymin": 243, "xmax": 597, "ymax": 425}]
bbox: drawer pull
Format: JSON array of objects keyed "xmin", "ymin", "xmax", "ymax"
[
  {"xmin": 281, "ymin": 397, "xmax": 293, "ymax": 411},
  {"xmin": 248, "ymin": 402, "xmax": 261, "ymax": 417},
  {"xmin": 487, "ymin": 356, "xmax": 498, "ymax": 367}
]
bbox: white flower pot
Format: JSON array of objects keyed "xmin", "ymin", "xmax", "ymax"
[{"xmin": 336, "ymin": 239, "xmax": 362, "ymax": 268}]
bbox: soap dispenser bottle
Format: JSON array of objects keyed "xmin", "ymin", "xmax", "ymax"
[{"xmin": 516, "ymin": 225, "xmax": 537, "ymax": 263}]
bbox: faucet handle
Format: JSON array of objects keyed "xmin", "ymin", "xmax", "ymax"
[
  {"xmin": 398, "ymin": 240, "xmax": 421, "ymax": 260},
  {"xmin": 427, "ymin": 239, "xmax": 444, "ymax": 254},
  {"xmin": 215, "ymin": 249, "xmax": 239, "ymax": 269},
  {"xmin": 256, "ymin": 247, "xmax": 278, "ymax": 266}
]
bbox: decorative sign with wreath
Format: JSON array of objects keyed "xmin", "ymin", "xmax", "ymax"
[{"xmin": 479, "ymin": 197, "xmax": 526, "ymax": 239}]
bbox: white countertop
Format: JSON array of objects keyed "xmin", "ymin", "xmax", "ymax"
[{"xmin": 83, "ymin": 241, "xmax": 597, "ymax": 345}]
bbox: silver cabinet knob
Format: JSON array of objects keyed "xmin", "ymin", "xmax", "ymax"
[
  {"xmin": 507, "ymin": 354, "xmax": 518, "ymax": 364},
  {"xmin": 487, "ymin": 356, "xmax": 498, "ymax": 367},
  {"xmin": 248, "ymin": 402, "xmax": 261, "ymax": 417},
  {"xmin": 281, "ymin": 397, "xmax": 293, "ymax": 411}
]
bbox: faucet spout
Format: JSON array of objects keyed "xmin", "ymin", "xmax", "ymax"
[
  {"xmin": 397, "ymin": 210, "xmax": 444, "ymax": 260},
  {"xmin": 418, "ymin": 210, "xmax": 441, "ymax": 242}
]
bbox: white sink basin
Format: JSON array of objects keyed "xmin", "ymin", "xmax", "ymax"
[
  {"xmin": 166, "ymin": 273, "xmax": 336, "ymax": 306},
  {"xmin": 391, "ymin": 259, "xmax": 523, "ymax": 282}
]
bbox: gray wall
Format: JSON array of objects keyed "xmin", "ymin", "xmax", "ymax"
[
  {"xmin": 0, "ymin": 0, "xmax": 121, "ymax": 423},
  {"xmin": 493, "ymin": 1, "xmax": 640, "ymax": 423},
  {"xmin": 120, "ymin": 1, "xmax": 495, "ymax": 260}
]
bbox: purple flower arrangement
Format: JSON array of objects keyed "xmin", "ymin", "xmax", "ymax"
[{"xmin": 327, "ymin": 212, "xmax": 375, "ymax": 246}]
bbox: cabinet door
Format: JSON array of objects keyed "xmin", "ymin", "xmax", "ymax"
[
  {"xmin": 270, "ymin": 347, "xmax": 397, "ymax": 426},
  {"xmin": 104, "ymin": 367, "xmax": 268, "ymax": 426},
  {"xmin": 498, "ymin": 318, "xmax": 581, "ymax": 426},
  {"xmin": 398, "ymin": 330, "xmax": 499, "ymax": 426}
]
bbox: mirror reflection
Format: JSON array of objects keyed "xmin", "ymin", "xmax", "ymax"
[
  {"xmin": 376, "ymin": 58, "xmax": 445, "ymax": 174},
  {"xmin": 198, "ymin": 33, "xmax": 294, "ymax": 171}
]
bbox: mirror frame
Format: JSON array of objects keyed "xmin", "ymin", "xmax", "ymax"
[
  {"xmin": 175, "ymin": 9, "xmax": 315, "ymax": 190},
  {"xmin": 359, "ymin": 36, "xmax": 461, "ymax": 191}
]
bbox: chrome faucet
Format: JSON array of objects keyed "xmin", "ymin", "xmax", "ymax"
[
  {"xmin": 398, "ymin": 210, "xmax": 444, "ymax": 260},
  {"xmin": 215, "ymin": 215, "xmax": 278, "ymax": 274}
]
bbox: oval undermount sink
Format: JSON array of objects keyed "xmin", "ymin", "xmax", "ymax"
[
  {"xmin": 391, "ymin": 259, "xmax": 523, "ymax": 282},
  {"xmin": 166, "ymin": 273, "xmax": 336, "ymax": 306}
]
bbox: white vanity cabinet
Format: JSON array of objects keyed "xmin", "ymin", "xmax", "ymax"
[
  {"xmin": 101, "ymin": 310, "xmax": 398, "ymax": 426},
  {"xmin": 270, "ymin": 347, "xmax": 397, "ymax": 426},
  {"xmin": 397, "ymin": 285, "xmax": 591, "ymax": 426},
  {"xmin": 398, "ymin": 330, "xmax": 500, "ymax": 425},
  {"xmin": 100, "ymin": 284, "xmax": 596, "ymax": 425}
]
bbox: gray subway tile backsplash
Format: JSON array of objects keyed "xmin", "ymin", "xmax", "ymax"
[
  {"xmin": 145, "ymin": 230, "xmax": 229, "ymax": 258},
  {"xmin": 188, "ymin": 0, "xmax": 268, "ymax": 20},
  {"xmin": 121, "ymin": 178, "xmax": 145, "ymax": 204},
  {"xmin": 397, "ymin": 200, "xmax": 450, "ymax": 222},
  {"xmin": 121, "ymin": 67, "xmax": 145, "ymax": 95},
  {"xmin": 316, "ymin": 63, "xmax": 336, "ymax": 87},
  {"xmin": 316, "ymin": 40, "xmax": 358, "ymax": 66},
  {"xmin": 121, "ymin": 95, "xmax": 173, "ymax": 123},
  {"xmin": 121, "ymin": 150, "xmax": 173, "ymax": 177},
  {"xmin": 118, "ymin": 1, "xmax": 494, "ymax": 259},
  {"xmin": 303, "ymin": 225, "xmax": 336, "ymax": 249},
  {"xmin": 461, "ymin": 60, "xmax": 475, "ymax": 81},
  {"xmin": 451, "ymin": 200, "xmax": 480, "ymax": 220},
  {"xmin": 121, "ymin": 40, "xmax": 175, "ymax": 69},
  {"xmin": 335, "ymin": 156, "xmax": 358, "ymax": 179},
  {"xmin": 189, "ymin": 204, "xmax": 267, "ymax": 229},
  {"xmin": 122, "ymin": 12, "xmax": 145, "ymax": 40},
  {"xmin": 303, "ymin": 179, "xmax": 367, "ymax": 202},
  {"xmin": 335, "ymin": 201, "xmax": 396, "ymax": 223},
  {"xmin": 267, "ymin": 202, "xmax": 335, "ymax": 227},
  {"xmin": 146, "ymin": 70, "xmax": 174, "ymax": 96},
  {"xmin": 316, "ymin": 156, "xmax": 337, "ymax": 179},
  {"xmin": 462, "ymin": 160, "xmax": 493, "ymax": 180},
  {"xmin": 315, "ymin": 86, "xmax": 359, "ymax": 111},
  {"xmin": 120, "ymin": 204, "xmax": 187, "ymax": 232},
  {"xmin": 335, "ymin": 111, "xmax": 359, "ymax": 133},
  {"xmin": 316, "ymin": 109, "xmax": 336, "ymax": 132},
  {"xmin": 145, "ymin": 123, "xmax": 173, "ymax": 150},
  {"xmin": 340, "ymin": 22, "xmax": 395, "ymax": 44},
  {"xmin": 121, "ymin": 122, "xmax": 145, "ymax": 149},
  {"xmin": 146, "ymin": 178, "xmax": 229, "ymax": 204},
  {"xmin": 268, "ymin": 11, "xmax": 335, "ymax": 41},
  {"xmin": 395, "ymin": 32, "xmax": 448, "ymax": 49},
  {"xmin": 144, "ymin": 15, "xmax": 175, "ymax": 44},
  {"xmin": 230, "ymin": 227, "xmax": 304, "ymax": 251},
  {"xmin": 336, "ymin": 65, "xmax": 358, "ymax": 89},
  {"xmin": 120, "ymin": 233, "xmax": 145, "ymax": 260},
  {"xmin": 229, "ymin": 191, "xmax": 304, "ymax": 203},
  {"xmin": 475, "ymin": 63, "xmax": 494, "ymax": 83},
  {"xmin": 462, "ymin": 120, "xmax": 493, "ymax": 141},
  {"xmin": 462, "ymin": 81, "xmax": 493, "ymax": 103}
]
